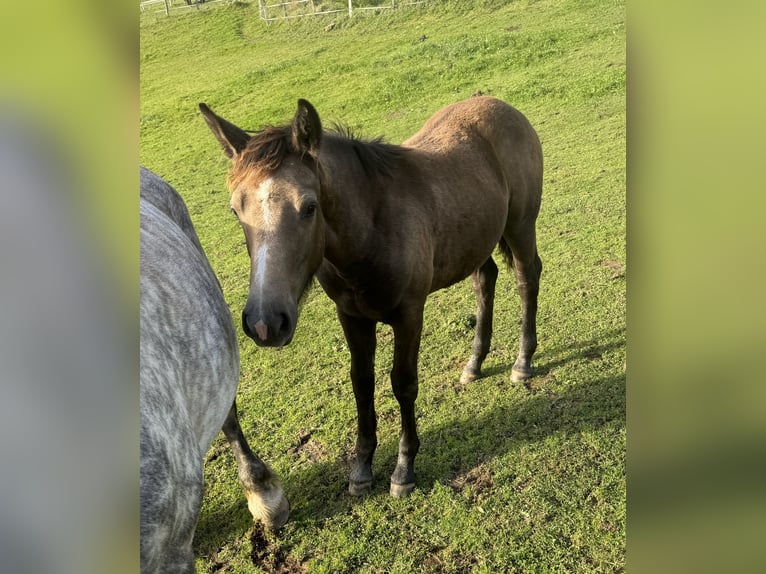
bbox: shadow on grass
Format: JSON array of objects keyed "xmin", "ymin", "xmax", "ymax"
[
  {"xmin": 195, "ymin": 327, "xmax": 625, "ymax": 557},
  {"xmin": 479, "ymin": 327, "xmax": 626, "ymax": 381}
]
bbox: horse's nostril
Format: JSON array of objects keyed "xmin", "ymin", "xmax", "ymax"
[
  {"xmin": 242, "ymin": 311, "xmax": 253, "ymax": 338},
  {"xmin": 276, "ymin": 312, "xmax": 291, "ymax": 338}
]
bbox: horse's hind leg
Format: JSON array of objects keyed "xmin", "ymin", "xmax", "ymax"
[
  {"xmin": 140, "ymin": 428, "xmax": 202, "ymax": 574},
  {"xmin": 502, "ymin": 225, "xmax": 542, "ymax": 382},
  {"xmin": 222, "ymin": 401, "xmax": 289, "ymax": 529},
  {"xmin": 460, "ymin": 257, "xmax": 498, "ymax": 385}
]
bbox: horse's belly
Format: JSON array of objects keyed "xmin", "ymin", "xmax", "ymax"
[{"xmin": 430, "ymin": 220, "xmax": 505, "ymax": 292}]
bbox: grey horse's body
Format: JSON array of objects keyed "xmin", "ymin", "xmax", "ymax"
[{"xmin": 140, "ymin": 167, "xmax": 288, "ymax": 574}]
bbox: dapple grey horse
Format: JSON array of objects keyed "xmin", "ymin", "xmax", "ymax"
[{"xmin": 140, "ymin": 167, "xmax": 289, "ymax": 573}]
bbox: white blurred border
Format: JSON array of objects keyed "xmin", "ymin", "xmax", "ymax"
[{"xmin": 0, "ymin": 2, "xmax": 137, "ymax": 574}]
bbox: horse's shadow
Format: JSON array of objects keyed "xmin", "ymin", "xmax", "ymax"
[
  {"xmin": 195, "ymin": 328, "xmax": 625, "ymax": 557},
  {"xmin": 481, "ymin": 327, "xmax": 625, "ymax": 380}
]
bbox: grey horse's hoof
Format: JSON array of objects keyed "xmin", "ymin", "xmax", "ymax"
[
  {"xmin": 263, "ymin": 496, "xmax": 290, "ymax": 531},
  {"xmin": 348, "ymin": 480, "xmax": 372, "ymax": 496},
  {"xmin": 247, "ymin": 487, "xmax": 290, "ymax": 531},
  {"xmin": 390, "ymin": 482, "xmax": 416, "ymax": 498}
]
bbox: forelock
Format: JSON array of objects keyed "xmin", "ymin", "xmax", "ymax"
[
  {"xmin": 227, "ymin": 125, "xmax": 293, "ymax": 191},
  {"xmin": 227, "ymin": 124, "xmax": 325, "ymax": 193}
]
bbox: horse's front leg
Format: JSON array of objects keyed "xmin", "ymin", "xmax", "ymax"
[
  {"xmin": 338, "ymin": 310, "xmax": 378, "ymax": 496},
  {"xmin": 389, "ymin": 304, "xmax": 424, "ymax": 497},
  {"xmin": 221, "ymin": 401, "xmax": 289, "ymax": 529}
]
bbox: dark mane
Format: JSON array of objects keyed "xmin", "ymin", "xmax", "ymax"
[
  {"xmin": 228, "ymin": 122, "xmax": 407, "ymax": 189},
  {"xmin": 329, "ymin": 124, "xmax": 408, "ymax": 181}
]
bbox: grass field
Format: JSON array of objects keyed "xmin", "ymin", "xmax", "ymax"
[{"xmin": 140, "ymin": 0, "xmax": 625, "ymax": 571}]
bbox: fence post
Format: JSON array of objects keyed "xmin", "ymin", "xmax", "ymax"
[
  {"xmin": 164, "ymin": 0, "xmax": 170, "ymax": 15},
  {"xmin": 348, "ymin": 0, "xmax": 353, "ymax": 18},
  {"xmin": 260, "ymin": 0, "xmax": 270, "ymax": 22}
]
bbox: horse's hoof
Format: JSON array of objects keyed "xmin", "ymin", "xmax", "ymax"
[
  {"xmin": 390, "ymin": 482, "xmax": 416, "ymax": 498},
  {"xmin": 459, "ymin": 369, "xmax": 480, "ymax": 385},
  {"xmin": 511, "ymin": 365, "xmax": 533, "ymax": 383},
  {"xmin": 247, "ymin": 488, "xmax": 290, "ymax": 530},
  {"xmin": 262, "ymin": 497, "xmax": 290, "ymax": 531},
  {"xmin": 348, "ymin": 480, "xmax": 372, "ymax": 496}
]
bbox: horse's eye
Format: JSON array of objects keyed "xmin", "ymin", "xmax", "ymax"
[
  {"xmin": 230, "ymin": 208, "xmax": 238, "ymax": 219},
  {"xmin": 301, "ymin": 202, "xmax": 318, "ymax": 219}
]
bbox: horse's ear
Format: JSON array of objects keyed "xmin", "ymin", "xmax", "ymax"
[
  {"xmin": 292, "ymin": 99, "xmax": 322, "ymax": 156},
  {"xmin": 199, "ymin": 103, "xmax": 251, "ymax": 159}
]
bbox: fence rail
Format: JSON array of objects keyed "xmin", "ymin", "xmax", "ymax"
[
  {"xmin": 258, "ymin": 0, "xmax": 427, "ymax": 22},
  {"xmin": 140, "ymin": 0, "xmax": 428, "ymax": 19},
  {"xmin": 140, "ymin": 0, "xmax": 233, "ymax": 15}
]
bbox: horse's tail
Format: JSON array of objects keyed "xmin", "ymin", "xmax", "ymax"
[{"xmin": 498, "ymin": 237, "xmax": 514, "ymax": 270}]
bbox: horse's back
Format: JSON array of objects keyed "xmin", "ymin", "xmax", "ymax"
[
  {"xmin": 405, "ymin": 96, "xmax": 542, "ymax": 221},
  {"xmin": 140, "ymin": 166, "xmax": 205, "ymax": 254},
  {"xmin": 140, "ymin": 170, "xmax": 239, "ymax": 573},
  {"xmin": 405, "ymin": 96, "xmax": 539, "ymax": 154}
]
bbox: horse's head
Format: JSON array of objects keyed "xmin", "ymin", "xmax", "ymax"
[{"xmin": 200, "ymin": 99, "xmax": 325, "ymax": 347}]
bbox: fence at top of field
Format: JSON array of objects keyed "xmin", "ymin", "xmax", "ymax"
[
  {"xmin": 139, "ymin": 0, "xmax": 430, "ymax": 19},
  {"xmin": 257, "ymin": 0, "xmax": 428, "ymax": 22},
  {"xmin": 140, "ymin": 0, "xmax": 232, "ymax": 15}
]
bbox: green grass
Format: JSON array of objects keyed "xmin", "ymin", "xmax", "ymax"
[{"xmin": 141, "ymin": 0, "xmax": 625, "ymax": 571}]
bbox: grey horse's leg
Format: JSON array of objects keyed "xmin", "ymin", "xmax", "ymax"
[
  {"xmin": 221, "ymin": 401, "xmax": 289, "ymax": 529},
  {"xmin": 140, "ymin": 425, "xmax": 202, "ymax": 574}
]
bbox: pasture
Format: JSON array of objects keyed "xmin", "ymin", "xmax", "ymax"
[{"xmin": 140, "ymin": 0, "xmax": 625, "ymax": 572}]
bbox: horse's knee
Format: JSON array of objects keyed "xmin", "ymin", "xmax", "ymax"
[{"xmin": 391, "ymin": 366, "xmax": 418, "ymax": 403}]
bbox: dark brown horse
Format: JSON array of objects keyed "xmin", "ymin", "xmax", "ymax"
[{"xmin": 200, "ymin": 96, "xmax": 542, "ymax": 497}]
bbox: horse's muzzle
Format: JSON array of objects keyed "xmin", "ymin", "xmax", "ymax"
[{"xmin": 242, "ymin": 305, "xmax": 295, "ymax": 347}]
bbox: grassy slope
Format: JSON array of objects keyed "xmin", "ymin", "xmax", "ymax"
[{"xmin": 140, "ymin": 0, "xmax": 625, "ymax": 572}]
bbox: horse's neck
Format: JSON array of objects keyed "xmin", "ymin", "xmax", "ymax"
[
  {"xmin": 319, "ymin": 146, "xmax": 379, "ymax": 269},
  {"xmin": 321, "ymin": 180, "xmax": 373, "ymax": 269}
]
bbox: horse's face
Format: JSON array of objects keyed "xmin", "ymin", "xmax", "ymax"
[
  {"xmin": 230, "ymin": 159, "xmax": 324, "ymax": 346},
  {"xmin": 200, "ymin": 99, "xmax": 325, "ymax": 347}
]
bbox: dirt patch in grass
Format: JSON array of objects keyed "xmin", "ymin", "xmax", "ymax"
[
  {"xmin": 583, "ymin": 348, "xmax": 603, "ymax": 361},
  {"xmin": 600, "ymin": 259, "xmax": 625, "ymax": 280},
  {"xmin": 447, "ymin": 462, "xmax": 494, "ymax": 501},
  {"xmin": 422, "ymin": 549, "xmax": 479, "ymax": 574},
  {"xmin": 524, "ymin": 370, "xmax": 556, "ymax": 393},
  {"xmin": 286, "ymin": 428, "xmax": 328, "ymax": 463},
  {"xmin": 250, "ymin": 522, "xmax": 307, "ymax": 573},
  {"xmin": 384, "ymin": 109, "xmax": 406, "ymax": 121}
]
